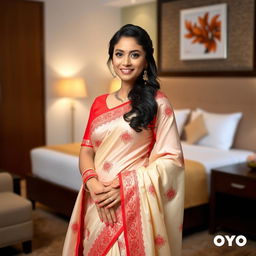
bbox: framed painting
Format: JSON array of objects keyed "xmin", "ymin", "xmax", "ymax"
[
  {"xmin": 180, "ymin": 3, "xmax": 227, "ymax": 60},
  {"xmin": 157, "ymin": 0, "xmax": 256, "ymax": 76}
]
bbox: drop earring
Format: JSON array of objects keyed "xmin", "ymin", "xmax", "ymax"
[{"xmin": 143, "ymin": 70, "xmax": 148, "ymax": 85}]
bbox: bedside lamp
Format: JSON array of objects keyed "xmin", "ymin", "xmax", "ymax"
[{"xmin": 56, "ymin": 78, "xmax": 88, "ymax": 142}]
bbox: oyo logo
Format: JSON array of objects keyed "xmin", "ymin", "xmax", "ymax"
[{"xmin": 213, "ymin": 235, "xmax": 247, "ymax": 247}]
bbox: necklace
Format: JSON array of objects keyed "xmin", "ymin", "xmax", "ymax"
[{"xmin": 115, "ymin": 90, "xmax": 128, "ymax": 102}]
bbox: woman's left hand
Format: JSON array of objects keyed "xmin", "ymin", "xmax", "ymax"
[{"xmin": 94, "ymin": 179, "xmax": 121, "ymax": 208}]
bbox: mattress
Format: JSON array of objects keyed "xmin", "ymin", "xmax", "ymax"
[
  {"xmin": 182, "ymin": 141, "xmax": 252, "ymax": 171},
  {"xmin": 30, "ymin": 142, "xmax": 253, "ymax": 192},
  {"xmin": 181, "ymin": 141, "xmax": 253, "ymax": 188},
  {"xmin": 30, "ymin": 148, "xmax": 82, "ymax": 191}
]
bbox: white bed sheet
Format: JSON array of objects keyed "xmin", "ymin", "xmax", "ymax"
[
  {"xmin": 181, "ymin": 141, "xmax": 252, "ymax": 172},
  {"xmin": 31, "ymin": 143, "xmax": 253, "ymax": 192},
  {"xmin": 31, "ymin": 148, "xmax": 82, "ymax": 191},
  {"xmin": 181, "ymin": 141, "xmax": 253, "ymax": 187}
]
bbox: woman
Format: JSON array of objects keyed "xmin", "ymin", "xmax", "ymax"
[{"xmin": 63, "ymin": 24, "xmax": 184, "ymax": 256}]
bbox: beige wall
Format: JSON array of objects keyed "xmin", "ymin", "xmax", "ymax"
[
  {"xmin": 121, "ymin": 2, "xmax": 256, "ymax": 150},
  {"xmin": 35, "ymin": 0, "xmax": 121, "ymax": 144},
  {"xmin": 42, "ymin": 1, "xmax": 157, "ymax": 145},
  {"xmin": 37, "ymin": 0, "xmax": 255, "ymax": 145},
  {"xmin": 121, "ymin": 2, "xmax": 157, "ymax": 60},
  {"xmin": 160, "ymin": 77, "xmax": 256, "ymax": 151}
]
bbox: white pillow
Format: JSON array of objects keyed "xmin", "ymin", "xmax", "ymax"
[
  {"xmin": 190, "ymin": 108, "xmax": 242, "ymax": 150},
  {"xmin": 174, "ymin": 109, "xmax": 191, "ymax": 136}
]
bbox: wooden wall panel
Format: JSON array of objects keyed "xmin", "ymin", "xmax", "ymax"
[{"xmin": 0, "ymin": 0, "xmax": 45, "ymax": 175}]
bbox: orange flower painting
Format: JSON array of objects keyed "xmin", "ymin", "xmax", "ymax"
[
  {"xmin": 180, "ymin": 4, "xmax": 227, "ymax": 60},
  {"xmin": 185, "ymin": 12, "xmax": 221, "ymax": 53}
]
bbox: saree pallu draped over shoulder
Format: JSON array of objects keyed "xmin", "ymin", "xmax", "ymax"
[{"xmin": 63, "ymin": 91, "xmax": 185, "ymax": 256}]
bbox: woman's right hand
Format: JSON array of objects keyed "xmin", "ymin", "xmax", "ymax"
[{"xmin": 86, "ymin": 178, "xmax": 117, "ymax": 227}]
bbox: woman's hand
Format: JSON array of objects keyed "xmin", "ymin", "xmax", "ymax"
[
  {"xmin": 95, "ymin": 177, "xmax": 120, "ymax": 208},
  {"xmin": 95, "ymin": 183, "xmax": 121, "ymax": 209},
  {"xmin": 86, "ymin": 178, "xmax": 117, "ymax": 226}
]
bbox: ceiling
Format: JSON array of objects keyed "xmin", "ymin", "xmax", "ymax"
[{"xmin": 102, "ymin": 0, "xmax": 155, "ymax": 7}]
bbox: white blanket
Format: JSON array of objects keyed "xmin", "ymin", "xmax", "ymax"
[{"xmin": 31, "ymin": 142, "xmax": 253, "ymax": 192}]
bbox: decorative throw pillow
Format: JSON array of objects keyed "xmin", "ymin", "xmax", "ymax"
[
  {"xmin": 184, "ymin": 114, "xmax": 208, "ymax": 144},
  {"xmin": 190, "ymin": 108, "xmax": 242, "ymax": 150},
  {"xmin": 174, "ymin": 109, "xmax": 191, "ymax": 136}
]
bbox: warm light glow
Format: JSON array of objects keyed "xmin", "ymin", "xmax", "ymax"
[
  {"xmin": 57, "ymin": 66, "xmax": 79, "ymax": 77},
  {"xmin": 51, "ymin": 56, "xmax": 84, "ymax": 77},
  {"xmin": 55, "ymin": 78, "xmax": 88, "ymax": 98},
  {"xmin": 109, "ymin": 77, "xmax": 121, "ymax": 93}
]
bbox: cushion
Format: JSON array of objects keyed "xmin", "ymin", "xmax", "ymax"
[
  {"xmin": 184, "ymin": 114, "xmax": 208, "ymax": 144},
  {"xmin": 0, "ymin": 173, "xmax": 13, "ymax": 192},
  {"xmin": 174, "ymin": 109, "xmax": 191, "ymax": 136},
  {"xmin": 190, "ymin": 108, "xmax": 242, "ymax": 150},
  {"xmin": 0, "ymin": 192, "xmax": 32, "ymax": 228}
]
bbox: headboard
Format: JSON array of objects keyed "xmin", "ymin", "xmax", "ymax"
[{"xmin": 160, "ymin": 77, "xmax": 256, "ymax": 152}]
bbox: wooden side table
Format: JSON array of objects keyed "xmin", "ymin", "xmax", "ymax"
[{"xmin": 209, "ymin": 163, "xmax": 256, "ymax": 237}]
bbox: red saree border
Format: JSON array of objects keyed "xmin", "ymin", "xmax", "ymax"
[
  {"xmin": 88, "ymin": 90, "xmax": 167, "ymax": 142},
  {"xmin": 75, "ymin": 189, "xmax": 86, "ymax": 256},
  {"xmin": 102, "ymin": 226, "xmax": 124, "ymax": 255},
  {"xmin": 88, "ymin": 208, "xmax": 124, "ymax": 256},
  {"xmin": 74, "ymin": 189, "xmax": 124, "ymax": 256},
  {"xmin": 119, "ymin": 174, "xmax": 128, "ymax": 254},
  {"xmin": 119, "ymin": 171, "xmax": 146, "ymax": 256},
  {"xmin": 90, "ymin": 104, "xmax": 131, "ymax": 137}
]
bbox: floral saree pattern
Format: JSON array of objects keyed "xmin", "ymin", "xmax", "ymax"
[{"xmin": 62, "ymin": 91, "xmax": 185, "ymax": 256}]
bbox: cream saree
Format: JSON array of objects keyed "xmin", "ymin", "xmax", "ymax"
[{"xmin": 63, "ymin": 91, "xmax": 185, "ymax": 256}]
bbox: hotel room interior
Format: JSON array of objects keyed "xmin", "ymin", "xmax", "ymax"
[{"xmin": 0, "ymin": 0, "xmax": 256, "ymax": 255}]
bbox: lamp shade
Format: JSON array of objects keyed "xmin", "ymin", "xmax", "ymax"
[
  {"xmin": 56, "ymin": 78, "xmax": 88, "ymax": 98},
  {"xmin": 109, "ymin": 77, "xmax": 121, "ymax": 93}
]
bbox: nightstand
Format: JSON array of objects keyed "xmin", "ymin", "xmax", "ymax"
[{"xmin": 209, "ymin": 163, "xmax": 256, "ymax": 237}]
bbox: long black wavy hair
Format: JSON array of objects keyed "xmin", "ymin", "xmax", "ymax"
[{"xmin": 107, "ymin": 24, "xmax": 160, "ymax": 132}]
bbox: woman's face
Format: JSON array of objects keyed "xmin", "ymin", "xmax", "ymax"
[{"xmin": 112, "ymin": 36, "xmax": 147, "ymax": 85}]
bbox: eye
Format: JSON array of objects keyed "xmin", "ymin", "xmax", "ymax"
[
  {"xmin": 115, "ymin": 52, "xmax": 123, "ymax": 57},
  {"xmin": 131, "ymin": 53, "xmax": 140, "ymax": 59}
]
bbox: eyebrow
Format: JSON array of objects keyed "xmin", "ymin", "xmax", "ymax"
[{"xmin": 114, "ymin": 49, "xmax": 142, "ymax": 53}]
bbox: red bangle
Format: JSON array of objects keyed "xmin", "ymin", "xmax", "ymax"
[
  {"xmin": 81, "ymin": 168, "xmax": 94, "ymax": 178},
  {"xmin": 82, "ymin": 173, "xmax": 98, "ymax": 184},
  {"xmin": 81, "ymin": 168, "xmax": 98, "ymax": 191},
  {"xmin": 83, "ymin": 176, "xmax": 98, "ymax": 192}
]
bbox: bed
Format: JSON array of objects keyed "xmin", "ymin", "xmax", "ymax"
[
  {"xmin": 26, "ymin": 79, "xmax": 256, "ymax": 232},
  {"xmin": 29, "ymin": 142, "xmax": 252, "ymax": 195},
  {"xmin": 26, "ymin": 142, "xmax": 253, "ymax": 232}
]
